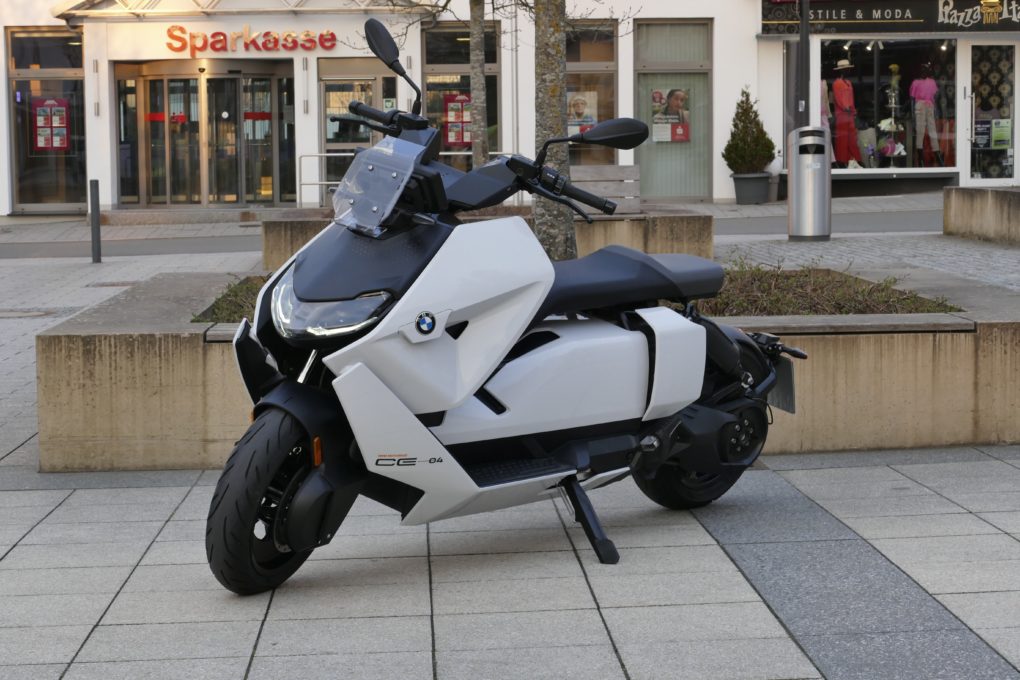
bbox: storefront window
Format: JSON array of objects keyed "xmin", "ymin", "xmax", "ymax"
[
  {"xmin": 821, "ymin": 39, "xmax": 956, "ymax": 169},
  {"xmin": 567, "ymin": 24, "xmax": 616, "ymax": 166},
  {"xmin": 971, "ymin": 45, "xmax": 1014, "ymax": 180},
  {"xmin": 423, "ymin": 24, "xmax": 500, "ymax": 172},
  {"xmin": 8, "ymin": 29, "xmax": 86, "ymax": 210}
]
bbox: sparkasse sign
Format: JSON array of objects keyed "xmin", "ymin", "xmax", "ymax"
[{"xmin": 166, "ymin": 25, "xmax": 338, "ymax": 58}]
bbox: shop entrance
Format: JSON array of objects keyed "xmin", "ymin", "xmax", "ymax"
[
  {"xmin": 114, "ymin": 60, "xmax": 295, "ymax": 206},
  {"xmin": 962, "ymin": 44, "xmax": 1016, "ymax": 183}
]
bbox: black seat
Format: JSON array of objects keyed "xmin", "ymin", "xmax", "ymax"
[{"xmin": 533, "ymin": 245, "xmax": 724, "ymax": 322}]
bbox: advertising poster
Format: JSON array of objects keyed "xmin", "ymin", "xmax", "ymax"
[
  {"xmin": 32, "ymin": 97, "xmax": 70, "ymax": 153},
  {"xmin": 567, "ymin": 91, "xmax": 598, "ymax": 136},
  {"xmin": 650, "ymin": 88, "xmax": 691, "ymax": 143},
  {"xmin": 992, "ymin": 119, "xmax": 1013, "ymax": 149},
  {"xmin": 443, "ymin": 93, "xmax": 472, "ymax": 147},
  {"xmin": 974, "ymin": 120, "xmax": 992, "ymax": 149}
]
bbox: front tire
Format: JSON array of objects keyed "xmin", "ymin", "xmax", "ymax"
[{"xmin": 206, "ymin": 409, "xmax": 314, "ymax": 594}]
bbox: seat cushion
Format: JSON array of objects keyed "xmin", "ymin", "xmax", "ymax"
[{"xmin": 533, "ymin": 245, "xmax": 723, "ymax": 322}]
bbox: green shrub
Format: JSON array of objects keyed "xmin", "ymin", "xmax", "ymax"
[{"xmin": 722, "ymin": 88, "xmax": 776, "ymax": 174}]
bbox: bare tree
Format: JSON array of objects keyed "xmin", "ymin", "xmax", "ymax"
[
  {"xmin": 468, "ymin": 0, "xmax": 490, "ymax": 169},
  {"xmin": 532, "ymin": 0, "xmax": 575, "ymax": 260}
]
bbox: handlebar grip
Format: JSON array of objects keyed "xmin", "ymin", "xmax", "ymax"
[
  {"xmin": 348, "ymin": 101, "xmax": 393, "ymax": 125},
  {"xmin": 561, "ymin": 181, "xmax": 616, "ymax": 215}
]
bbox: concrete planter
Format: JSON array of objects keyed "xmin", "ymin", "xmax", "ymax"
[
  {"xmin": 944, "ymin": 187, "xmax": 1020, "ymax": 245},
  {"xmin": 264, "ymin": 213, "xmax": 714, "ymax": 271}
]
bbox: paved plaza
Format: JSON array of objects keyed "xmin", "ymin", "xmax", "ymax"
[{"xmin": 1, "ymin": 202, "xmax": 1020, "ymax": 678}]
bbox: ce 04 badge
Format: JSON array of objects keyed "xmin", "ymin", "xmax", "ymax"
[{"xmin": 415, "ymin": 311, "xmax": 436, "ymax": 335}]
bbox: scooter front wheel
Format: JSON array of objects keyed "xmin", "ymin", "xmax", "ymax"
[{"xmin": 206, "ymin": 408, "xmax": 314, "ymax": 594}]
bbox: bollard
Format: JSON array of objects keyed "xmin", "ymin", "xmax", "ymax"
[{"xmin": 89, "ymin": 179, "xmax": 101, "ymax": 263}]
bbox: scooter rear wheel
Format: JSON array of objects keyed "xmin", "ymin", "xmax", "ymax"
[
  {"xmin": 206, "ymin": 408, "xmax": 314, "ymax": 595},
  {"xmin": 633, "ymin": 465, "xmax": 745, "ymax": 510}
]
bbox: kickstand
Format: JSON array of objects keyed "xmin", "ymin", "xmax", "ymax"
[{"xmin": 561, "ymin": 476, "xmax": 619, "ymax": 565}]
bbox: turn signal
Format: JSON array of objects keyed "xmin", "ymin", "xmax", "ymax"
[{"xmin": 312, "ymin": 436, "xmax": 323, "ymax": 466}]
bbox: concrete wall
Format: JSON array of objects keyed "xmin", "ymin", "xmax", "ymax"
[{"xmin": 944, "ymin": 187, "xmax": 1020, "ymax": 245}]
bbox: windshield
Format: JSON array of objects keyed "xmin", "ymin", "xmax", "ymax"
[{"xmin": 331, "ymin": 136, "xmax": 426, "ymax": 237}]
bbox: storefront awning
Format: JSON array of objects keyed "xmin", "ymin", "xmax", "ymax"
[{"xmin": 53, "ymin": 0, "xmax": 440, "ymax": 20}]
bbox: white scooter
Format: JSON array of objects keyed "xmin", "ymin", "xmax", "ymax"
[{"xmin": 206, "ymin": 19, "xmax": 805, "ymax": 595}]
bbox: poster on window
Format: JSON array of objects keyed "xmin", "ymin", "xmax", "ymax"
[
  {"xmin": 443, "ymin": 93, "xmax": 472, "ymax": 148},
  {"xmin": 992, "ymin": 119, "xmax": 1013, "ymax": 149},
  {"xmin": 32, "ymin": 97, "xmax": 70, "ymax": 153},
  {"xmin": 567, "ymin": 92, "xmax": 598, "ymax": 136},
  {"xmin": 650, "ymin": 89, "xmax": 691, "ymax": 143}
]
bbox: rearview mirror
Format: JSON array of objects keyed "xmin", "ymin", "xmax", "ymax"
[
  {"xmin": 570, "ymin": 117, "xmax": 648, "ymax": 150},
  {"xmin": 364, "ymin": 19, "xmax": 403, "ymax": 74}
]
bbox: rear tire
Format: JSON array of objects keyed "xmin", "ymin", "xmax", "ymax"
[
  {"xmin": 206, "ymin": 409, "xmax": 314, "ymax": 595},
  {"xmin": 633, "ymin": 466, "xmax": 744, "ymax": 510}
]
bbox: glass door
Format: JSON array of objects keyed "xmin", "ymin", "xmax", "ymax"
[
  {"xmin": 322, "ymin": 79, "xmax": 375, "ymax": 201},
  {"xmin": 967, "ymin": 44, "xmax": 1015, "ymax": 182},
  {"xmin": 207, "ymin": 78, "xmax": 240, "ymax": 203},
  {"xmin": 168, "ymin": 78, "xmax": 200, "ymax": 203},
  {"xmin": 243, "ymin": 77, "xmax": 273, "ymax": 203},
  {"xmin": 147, "ymin": 80, "xmax": 167, "ymax": 204}
]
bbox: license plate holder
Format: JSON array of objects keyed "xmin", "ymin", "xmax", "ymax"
[{"xmin": 767, "ymin": 356, "xmax": 796, "ymax": 414}]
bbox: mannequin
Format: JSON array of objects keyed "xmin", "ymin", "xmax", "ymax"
[
  {"xmin": 831, "ymin": 59, "xmax": 863, "ymax": 167},
  {"xmin": 910, "ymin": 65, "xmax": 943, "ymax": 166}
]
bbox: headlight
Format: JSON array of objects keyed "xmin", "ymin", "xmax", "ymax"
[{"xmin": 270, "ymin": 266, "xmax": 390, "ymax": 340}]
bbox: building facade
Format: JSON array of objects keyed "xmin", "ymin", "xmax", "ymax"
[{"xmin": 2, "ymin": 0, "xmax": 1017, "ymax": 214}]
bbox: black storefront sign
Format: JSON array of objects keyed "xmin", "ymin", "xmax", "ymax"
[{"xmin": 763, "ymin": 0, "xmax": 1020, "ymax": 35}]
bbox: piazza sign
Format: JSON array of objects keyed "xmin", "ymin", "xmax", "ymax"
[{"xmin": 166, "ymin": 25, "xmax": 337, "ymax": 58}]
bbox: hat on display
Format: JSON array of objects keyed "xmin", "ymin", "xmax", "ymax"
[
  {"xmin": 835, "ymin": 59, "xmax": 854, "ymax": 70},
  {"xmin": 889, "ymin": 64, "xmax": 900, "ymax": 73}
]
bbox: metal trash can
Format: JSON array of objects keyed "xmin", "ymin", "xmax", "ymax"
[{"xmin": 787, "ymin": 126, "xmax": 832, "ymax": 241}]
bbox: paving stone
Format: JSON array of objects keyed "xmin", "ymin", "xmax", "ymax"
[
  {"xmin": 281, "ymin": 556, "xmax": 428, "ymax": 589},
  {"xmin": 0, "ymin": 505, "xmax": 56, "ymax": 526},
  {"xmin": 977, "ymin": 627, "xmax": 1020, "ymax": 667},
  {"xmin": 430, "ymin": 505, "xmax": 562, "ymax": 533},
  {"xmin": 121, "ymin": 564, "xmax": 224, "ymax": 592},
  {"xmin": 346, "ymin": 496, "xmax": 399, "ymax": 517},
  {"xmin": 586, "ymin": 480, "xmax": 663, "ymax": 508},
  {"xmin": 268, "ymin": 581, "xmax": 430, "ymax": 620},
  {"xmin": 588, "ymin": 570, "xmax": 759, "ymax": 608},
  {"xmin": 257, "ymin": 616, "xmax": 431, "ymax": 656},
  {"xmin": 871, "ymin": 534, "xmax": 1020, "ymax": 565},
  {"xmin": 334, "ymin": 514, "xmax": 426, "ymax": 536},
  {"xmin": 938, "ymin": 592, "xmax": 1020, "ymax": 630},
  {"xmin": 305, "ymin": 531, "xmax": 429, "ymax": 560},
  {"xmin": 901, "ymin": 559, "xmax": 1020, "ymax": 594},
  {"xmin": 0, "ymin": 527, "xmax": 28, "ymax": 545},
  {"xmin": 0, "ymin": 625, "xmax": 92, "ymax": 664},
  {"xmin": 0, "ymin": 566, "xmax": 131, "ymax": 596},
  {"xmin": 170, "ymin": 486, "xmax": 214, "ymax": 521},
  {"xmin": 62, "ymin": 487, "xmax": 191, "ymax": 507},
  {"xmin": 154, "ymin": 520, "xmax": 203, "ymax": 542},
  {"xmin": 432, "ymin": 576, "xmax": 594, "ymax": 615},
  {"xmin": 77, "ymin": 621, "xmax": 261, "ymax": 662},
  {"xmin": 0, "ymin": 593, "xmax": 111, "ymax": 628},
  {"xmin": 0, "ymin": 467, "xmax": 200, "ymax": 491},
  {"xmin": 603, "ymin": 602, "xmax": 788, "ymax": 644},
  {"xmin": 892, "ymin": 460, "xmax": 1020, "ymax": 483},
  {"xmin": 978, "ymin": 511, "xmax": 1020, "ymax": 533},
  {"xmin": 724, "ymin": 540, "xmax": 963, "ymax": 636},
  {"xmin": 842, "ymin": 513, "xmax": 1001, "ymax": 539},
  {"xmin": 816, "ymin": 494, "xmax": 965, "ymax": 518},
  {"xmin": 434, "ymin": 610, "xmax": 609, "ymax": 651},
  {"xmin": 102, "ymin": 589, "xmax": 269, "ymax": 625},
  {"xmin": 763, "ymin": 447, "xmax": 991, "ymax": 471},
  {"xmin": 578, "ymin": 545, "xmax": 736, "ymax": 576},
  {"xmin": 568, "ymin": 522, "xmax": 715, "ymax": 549},
  {"xmin": 0, "ymin": 541, "xmax": 150, "ymax": 569},
  {"xmin": 695, "ymin": 471, "xmax": 856, "ymax": 544},
  {"xmin": 797, "ymin": 630, "xmax": 1020, "ymax": 680},
  {"xmin": 0, "ymin": 490, "xmax": 69, "ymax": 508},
  {"xmin": 787, "ymin": 479, "xmax": 935, "ymax": 501},
  {"xmin": 20, "ymin": 520, "xmax": 164, "ymax": 545},
  {"xmin": 618, "ymin": 638, "xmax": 821, "ymax": 680},
  {"xmin": 63, "ymin": 658, "xmax": 248, "ymax": 680},
  {"xmin": 431, "ymin": 550, "xmax": 581, "ymax": 583},
  {"xmin": 596, "ymin": 505, "xmax": 701, "ymax": 528},
  {"xmin": 0, "ymin": 664, "xmax": 65, "ymax": 680},
  {"xmin": 436, "ymin": 645, "xmax": 625, "ymax": 680},
  {"xmin": 138, "ymin": 540, "xmax": 206, "ymax": 565},
  {"xmin": 947, "ymin": 492, "xmax": 1020, "ymax": 513},
  {"xmin": 45, "ymin": 502, "xmax": 177, "ymax": 524},
  {"xmin": 782, "ymin": 466, "xmax": 912, "ymax": 486},
  {"xmin": 431, "ymin": 528, "xmax": 571, "ymax": 555},
  {"xmin": 195, "ymin": 470, "xmax": 222, "ymax": 486},
  {"xmin": 250, "ymin": 651, "xmax": 432, "ymax": 680}
]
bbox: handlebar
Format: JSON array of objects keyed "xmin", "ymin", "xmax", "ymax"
[
  {"xmin": 536, "ymin": 166, "xmax": 616, "ymax": 215},
  {"xmin": 348, "ymin": 100, "xmax": 397, "ymax": 126}
]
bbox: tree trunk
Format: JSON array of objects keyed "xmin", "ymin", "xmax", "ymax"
[
  {"xmin": 533, "ymin": 0, "xmax": 575, "ymax": 261},
  {"xmin": 468, "ymin": 0, "xmax": 489, "ymax": 170}
]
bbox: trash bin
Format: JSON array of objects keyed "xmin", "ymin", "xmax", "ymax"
[{"xmin": 787, "ymin": 126, "xmax": 832, "ymax": 241}]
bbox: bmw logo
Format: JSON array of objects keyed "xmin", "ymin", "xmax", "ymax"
[{"xmin": 415, "ymin": 312, "xmax": 436, "ymax": 335}]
